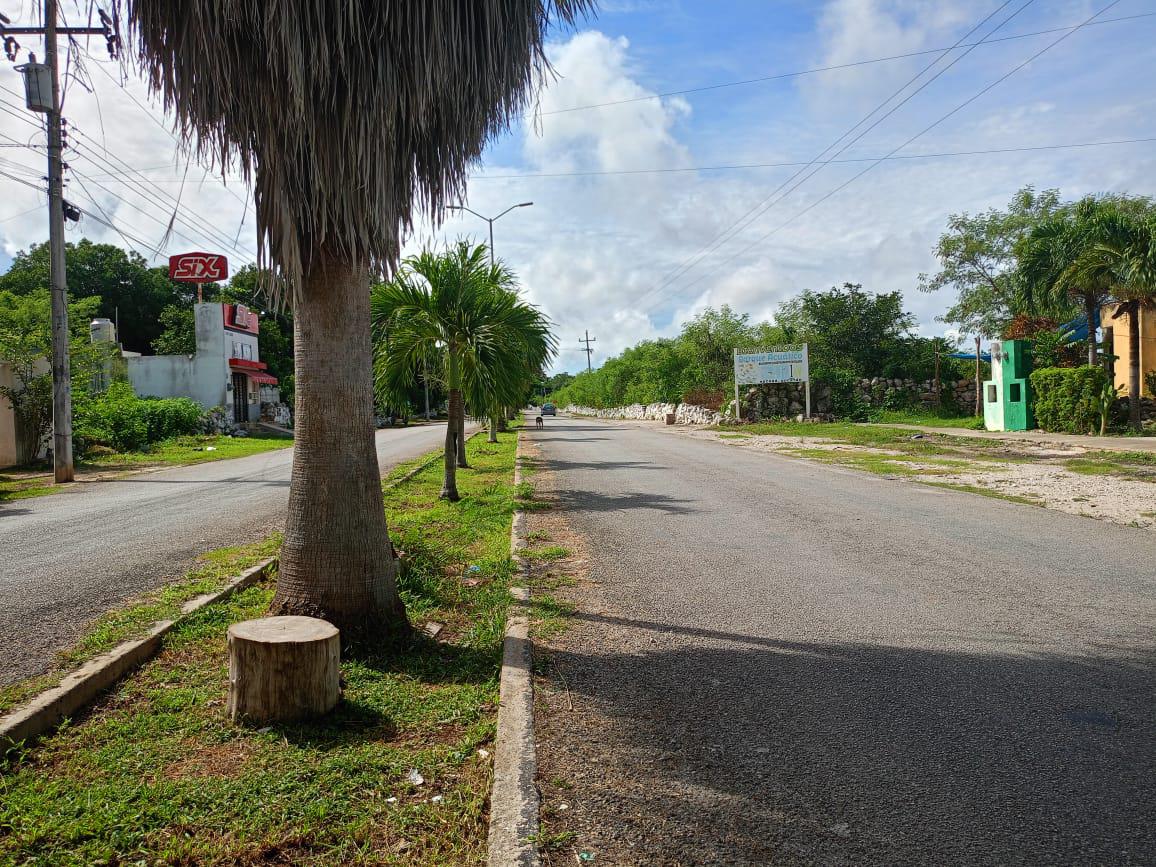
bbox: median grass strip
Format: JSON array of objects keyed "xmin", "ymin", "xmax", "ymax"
[
  {"xmin": 0, "ymin": 432, "xmax": 520, "ymax": 866},
  {"xmin": 0, "ymin": 537, "xmax": 282, "ymax": 717}
]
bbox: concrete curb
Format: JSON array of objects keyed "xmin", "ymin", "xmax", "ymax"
[
  {"xmin": 488, "ymin": 432, "xmax": 541, "ymax": 867},
  {"xmin": 0, "ymin": 557, "xmax": 277, "ymax": 751}
]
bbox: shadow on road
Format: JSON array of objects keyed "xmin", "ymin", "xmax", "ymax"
[
  {"xmin": 537, "ymin": 627, "xmax": 1156, "ymax": 865},
  {"xmin": 535, "ymin": 458, "xmax": 667, "ymax": 473},
  {"xmin": 550, "ymin": 488, "xmax": 695, "ymax": 515}
]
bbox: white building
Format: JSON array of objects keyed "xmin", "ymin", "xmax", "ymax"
[{"xmin": 122, "ymin": 302, "xmax": 281, "ymax": 425}]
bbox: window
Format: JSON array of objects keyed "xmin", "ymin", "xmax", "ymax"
[
  {"xmin": 986, "ymin": 384, "xmax": 997, "ymax": 404},
  {"xmin": 1009, "ymin": 383, "xmax": 1021, "ymax": 403}
]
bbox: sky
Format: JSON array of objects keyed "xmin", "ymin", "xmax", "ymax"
[{"xmin": 1, "ymin": 1, "xmax": 1154, "ymax": 373}]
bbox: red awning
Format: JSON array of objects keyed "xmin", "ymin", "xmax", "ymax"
[{"xmin": 249, "ymin": 372, "xmax": 278, "ymax": 385}]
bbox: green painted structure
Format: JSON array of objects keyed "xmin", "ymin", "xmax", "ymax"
[{"xmin": 983, "ymin": 339, "xmax": 1034, "ymax": 431}]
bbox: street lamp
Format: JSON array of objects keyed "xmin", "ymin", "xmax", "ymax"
[{"xmin": 447, "ymin": 202, "xmax": 533, "ymax": 264}]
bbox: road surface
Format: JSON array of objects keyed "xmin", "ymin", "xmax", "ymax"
[
  {"xmin": 529, "ymin": 416, "xmax": 1156, "ymax": 865},
  {"xmin": 1, "ymin": 423, "xmax": 452, "ymax": 686}
]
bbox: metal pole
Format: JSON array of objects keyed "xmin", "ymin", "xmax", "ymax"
[
  {"xmin": 804, "ymin": 379, "xmax": 811, "ymax": 419},
  {"xmin": 974, "ymin": 336, "xmax": 982, "ymax": 417},
  {"xmin": 45, "ymin": 0, "xmax": 73, "ymax": 482},
  {"xmin": 487, "ymin": 219, "xmax": 494, "ymax": 266},
  {"xmin": 733, "ymin": 348, "xmax": 741, "ymax": 422},
  {"xmin": 423, "ymin": 357, "xmax": 431, "ymax": 421}
]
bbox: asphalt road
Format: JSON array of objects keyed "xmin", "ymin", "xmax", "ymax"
[
  {"xmin": 529, "ymin": 416, "xmax": 1156, "ymax": 866},
  {"xmin": 0, "ymin": 423, "xmax": 452, "ymax": 687}
]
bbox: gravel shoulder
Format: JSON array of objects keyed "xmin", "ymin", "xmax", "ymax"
[{"xmin": 526, "ymin": 416, "xmax": 1156, "ymax": 866}]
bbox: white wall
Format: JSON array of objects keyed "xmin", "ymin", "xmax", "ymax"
[{"xmin": 127, "ymin": 353, "xmax": 229, "ymax": 410}]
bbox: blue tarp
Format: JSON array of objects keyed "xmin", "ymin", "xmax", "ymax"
[
  {"xmin": 947, "ymin": 351, "xmax": 991, "ymax": 362},
  {"xmin": 1059, "ymin": 309, "xmax": 1100, "ymax": 343}
]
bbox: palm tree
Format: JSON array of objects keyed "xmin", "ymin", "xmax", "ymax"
[
  {"xmin": 372, "ymin": 241, "xmax": 555, "ymax": 500},
  {"xmin": 1017, "ymin": 197, "xmax": 1123, "ymax": 366},
  {"xmin": 121, "ymin": 1, "xmax": 590, "ymax": 639},
  {"xmin": 1082, "ymin": 206, "xmax": 1156, "ymax": 430}
]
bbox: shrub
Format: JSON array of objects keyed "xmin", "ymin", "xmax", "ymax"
[
  {"xmin": 1030, "ymin": 366, "xmax": 1109, "ymax": 434},
  {"xmin": 74, "ymin": 382, "xmax": 204, "ymax": 455}
]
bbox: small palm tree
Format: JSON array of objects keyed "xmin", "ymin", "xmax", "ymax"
[
  {"xmin": 372, "ymin": 242, "xmax": 555, "ymax": 500},
  {"xmin": 1083, "ymin": 206, "xmax": 1156, "ymax": 430},
  {"xmin": 1017, "ymin": 197, "xmax": 1126, "ymax": 366},
  {"xmin": 121, "ymin": 0, "xmax": 591, "ymax": 640}
]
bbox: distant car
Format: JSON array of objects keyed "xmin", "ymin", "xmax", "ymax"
[{"xmin": 541, "ymin": 403, "xmax": 556, "ymax": 416}]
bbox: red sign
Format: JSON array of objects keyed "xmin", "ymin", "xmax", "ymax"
[{"xmin": 169, "ymin": 252, "xmax": 228, "ymax": 282}]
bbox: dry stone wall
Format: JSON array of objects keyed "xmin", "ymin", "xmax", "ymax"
[
  {"xmin": 565, "ymin": 402, "xmax": 721, "ymax": 425},
  {"xmin": 744, "ymin": 377, "xmax": 978, "ymax": 419}
]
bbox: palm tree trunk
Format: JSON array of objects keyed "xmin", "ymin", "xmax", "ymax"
[
  {"xmin": 1085, "ymin": 293, "xmax": 1099, "ymax": 367},
  {"xmin": 442, "ymin": 386, "xmax": 461, "ymax": 501},
  {"xmin": 456, "ymin": 403, "xmax": 470, "ymax": 468},
  {"xmin": 488, "ymin": 411, "xmax": 499, "ymax": 443},
  {"xmin": 1129, "ymin": 303, "xmax": 1141, "ymax": 431},
  {"xmin": 271, "ymin": 251, "xmax": 409, "ymax": 641}
]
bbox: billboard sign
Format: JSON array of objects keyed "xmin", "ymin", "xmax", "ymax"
[
  {"xmin": 168, "ymin": 252, "xmax": 228, "ymax": 283},
  {"xmin": 734, "ymin": 345, "xmax": 808, "ymax": 385}
]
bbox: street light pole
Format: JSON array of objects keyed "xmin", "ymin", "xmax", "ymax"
[{"xmin": 447, "ymin": 202, "xmax": 533, "ymax": 264}]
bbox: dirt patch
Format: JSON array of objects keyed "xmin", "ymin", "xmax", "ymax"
[{"xmin": 165, "ymin": 738, "xmax": 255, "ymax": 780}]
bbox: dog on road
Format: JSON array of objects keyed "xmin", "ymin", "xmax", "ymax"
[{"xmin": 535, "ymin": 415, "xmax": 544, "ymax": 429}]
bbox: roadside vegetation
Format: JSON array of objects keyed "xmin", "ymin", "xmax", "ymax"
[{"xmin": 0, "ymin": 432, "xmax": 521, "ymax": 865}]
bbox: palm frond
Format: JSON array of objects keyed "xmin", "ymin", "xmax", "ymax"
[{"xmin": 124, "ymin": 1, "xmax": 593, "ymax": 298}]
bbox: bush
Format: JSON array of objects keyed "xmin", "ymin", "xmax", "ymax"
[
  {"xmin": 1030, "ymin": 366, "xmax": 1108, "ymax": 434},
  {"xmin": 74, "ymin": 382, "xmax": 204, "ymax": 455}
]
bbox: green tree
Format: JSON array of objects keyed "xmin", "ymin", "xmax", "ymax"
[
  {"xmin": 372, "ymin": 242, "xmax": 554, "ymax": 499},
  {"xmin": 122, "ymin": 0, "xmax": 589, "ymax": 639},
  {"xmin": 0, "ymin": 290, "xmax": 106, "ymax": 463},
  {"xmin": 920, "ymin": 187, "xmax": 1065, "ymax": 338},
  {"xmin": 1080, "ymin": 203, "xmax": 1156, "ymax": 429},
  {"xmin": 0, "ymin": 239, "xmax": 187, "ymax": 353},
  {"xmin": 1016, "ymin": 195, "xmax": 1151, "ymax": 366}
]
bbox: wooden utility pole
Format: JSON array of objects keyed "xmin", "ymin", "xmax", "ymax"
[
  {"xmin": 580, "ymin": 330, "xmax": 596, "ymax": 373},
  {"xmin": 44, "ymin": 0, "xmax": 72, "ymax": 481},
  {"xmin": 6, "ymin": 3, "xmax": 109, "ymax": 480}
]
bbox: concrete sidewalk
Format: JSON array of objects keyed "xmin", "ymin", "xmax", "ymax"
[{"xmin": 868, "ymin": 422, "xmax": 1156, "ymax": 452}]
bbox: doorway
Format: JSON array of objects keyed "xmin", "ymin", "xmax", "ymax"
[{"xmin": 232, "ymin": 372, "xmax": 250, "ymax": 423}]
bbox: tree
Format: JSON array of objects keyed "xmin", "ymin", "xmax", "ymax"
[
  {"xmin": 371, "ymin": 242, "xmax": 554, "ymax": 499},
  {"xmin": 0, "ymin": 239, "xmax": 187, "ymax": 353},
  {"xmin": 120, "ymin": 0, "xmax": 588, "ymax": 639},
  {"xmin": 0, "ymin": 290, "xmax": 105, "ymax": 463},
  {"xmin": 920, "ymin": 187, "xmax": 1065, "ymax": 339},
  {"xmin": 1080, "ymin": 204, "xmax": 1156, "ymax": 430}
]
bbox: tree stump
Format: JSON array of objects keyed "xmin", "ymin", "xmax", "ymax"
[{"xmin": 227, "ymin": 616, "xmax": 340, "ymax": 723}]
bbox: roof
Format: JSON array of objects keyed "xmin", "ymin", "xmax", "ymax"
[{"xmin": 248, "ymin": 372, "xmax": 278, "ymax": 385}]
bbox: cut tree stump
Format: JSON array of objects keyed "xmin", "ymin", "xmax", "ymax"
[{"xmin": 227, "ymin": 616, "xmax": 341, "ymax": 723}]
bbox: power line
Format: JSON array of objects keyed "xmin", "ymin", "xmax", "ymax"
[
  {"xmin": 642, "ymin": 0, "xmax": 1126, "ymax": 317},
  {"xmin": 632, "ymin": 0, "xmax": 1033, "ymax": 315},
  {"xmin": 470, "ymin": 136, "xmax": 1156, "ymax": 180},
  {"xmin": 535, "ymin": 12, "xmax": 1154, "ymax": 116}
]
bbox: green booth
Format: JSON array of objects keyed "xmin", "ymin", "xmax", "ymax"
[{"xmin": 983, "ymin": 339, "xmax": 1034, "ymax": 432}]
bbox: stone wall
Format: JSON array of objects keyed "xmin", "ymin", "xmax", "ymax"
[
  {"xmin": 565, "ymin": 402, "xmax": 721, "ymax": 426},
  {"xmin": 740, "ymin": 377, "xmax": 978, "ymax": 420}
]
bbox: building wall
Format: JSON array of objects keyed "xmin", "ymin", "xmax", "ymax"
[
  {"xmin": 1104, "ymin": 306, "xmax": 1156, "ymax": 396},
  {"xmin": 126, "ymin": 353, "xmax": 229, "ymax": 409}
]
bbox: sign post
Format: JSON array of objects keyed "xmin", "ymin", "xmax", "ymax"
[{"xmin": 734, "ymin": 344, "xmax": 811, "ymax": 419}]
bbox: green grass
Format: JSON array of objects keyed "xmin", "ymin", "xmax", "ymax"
[
  {"xmin": 922, "ymin": 481, "xmax": 1044, "ymax": 507},
  {"xmin": 0, "ymin": 473, "xmax": 62, "ymax": 502},
  {"xmin": 865, "ymin": 408, "xmax": 984, "ymax": 429},
  {"xmin": 0, "ymin": 432, "xmax": 521, "ymax": 866},
  {"xmin": 83, "ymin": 433, "xmax": 293, "ymax": 469}
]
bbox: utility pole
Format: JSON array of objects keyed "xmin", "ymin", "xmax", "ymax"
[
  {"xmin": 422, "ymin": 357, "xmax": 431, "ymax": 421},
  {"xmin": 5, "ymin": 4, "xmax": 111, "ymax": 481},
  {"xmin": 579, "ymin": 330, "xmax": 596, "ymax": 373}
]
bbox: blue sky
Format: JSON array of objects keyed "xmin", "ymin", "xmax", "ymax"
[{"xmin": 3, "ymin": 1, "xmax": 1154, "ymax": 372}]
